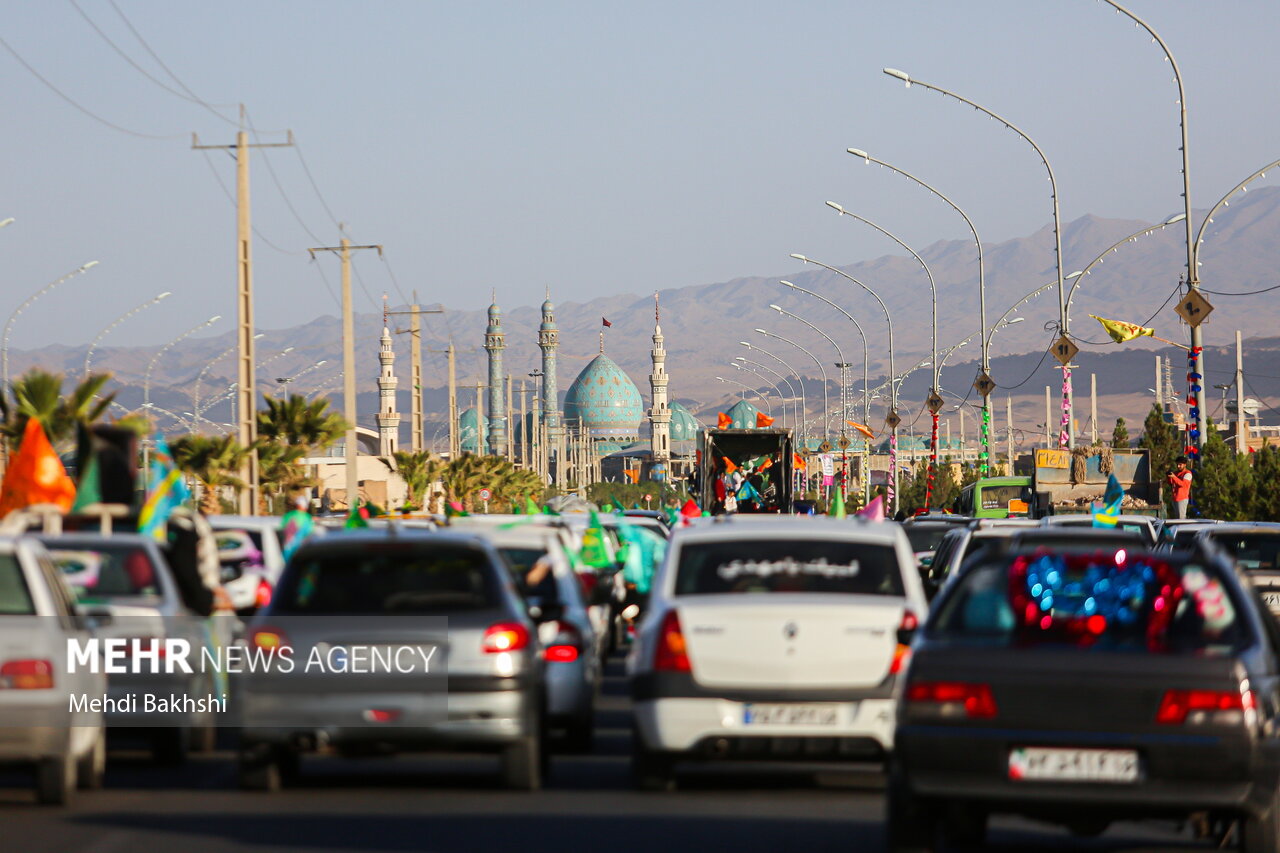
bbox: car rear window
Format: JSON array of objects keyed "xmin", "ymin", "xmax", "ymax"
[
  {"xmin": 905, "ymin": 526, "xmax": 950, "ymax": 554},
  {"xmin": 0, "ymin": 554, "xmax": 35, "ymax": 615},
  {"xmin": 48, "ymin": 544, "xmax": 163, "ymax": 601},
  {"xmin": 932, "ymin": 552, "xmax": 1251, "ymax": 655},
  {"xmin": 276, "ymin": 545, "xmax": 497, "ymax": 614},
  {"xmin": 980, "ymin": 484, "xmax": 1033, "ymax": 511},
  {"xmin": 499, "ymin": 547, "xmax": 559, "ymax": 602},
  {"xmin": 674, "ymin": 538, "xmax": 905, "ymax": 596},
  {"xmin": 1207, "ymin": 533, "xmax": 1280, "ymax": 574}
]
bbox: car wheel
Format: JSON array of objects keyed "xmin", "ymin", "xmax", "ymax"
[
  {"xmin": 501, "ymin": 735, "xmax": 543, "ymax": 791},
  {"xmin": 886, "ymin": 764, "xmax": 936, "ymax": 853},
  {"xmin": 151, "ymin": 727, "xmax": 189, "ymax": 767},
  {"xmin": 76, "ymin": 729, "xmax": 106, "ymax": 791},
  {"xmin": 35, "ymin": 752, "xmax": 75, "ymax": 806},
  {"xmin": 238, "ymin": 743, "xmax": 285, "ymax": 792},
  {"xmin": 630, "ymin": 734, "xmax": 676, "ymax": 792},
  {"xmin": 1241, "ymin": 783, "xmax": 1280, "ymax": 853}
]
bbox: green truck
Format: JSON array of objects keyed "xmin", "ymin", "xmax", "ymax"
[{"xmin": 952, "ymin": 448, "xmax": 1159, "ymax": 519}]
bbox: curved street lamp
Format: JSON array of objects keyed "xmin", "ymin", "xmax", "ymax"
[
  {"xmin": 193, "ymin": 333, "xmax": 264, "ymax": 427},
  {"xmin": 3, "ymin": 260, "xmax": 100, "ymax": 391},
  {"xmin": 1194, "ymin": 158, "xmax": 1280, "ymax": 275},
  {"xmin": 882, "ymin": 68, "xmax": 1071, "ymax": 449},
  {"xmin": 715, "ymin": 375, "xmax": 772, "ymax": 413},
  {"xmin": 144, "ymin": 315, "xmax": 222, "ymax": 408},
  {"xmin": 761, "ymin": 308, "xmax": 836, "ymax": 429},
  {"xmin": 738, "ymin": 343, "xmax": 806, "ymax": 439},
  {"xmin": 84, "ymin": 291, "xmax": 171, "ymax": 376},
  {"xmin": 790, "ymin": 253, "xmax": 899, "ymax": 510},
  {"xmin": 1065, "ymin": 216, "xmax": 1185, "ymax": 322},
  {"xmin": 735, "ymin": 354, "xmax": 799, "ymax": 431},
  {"xmin": 730, "ymin": 361, "xmax": 789, "ymax": 426}
]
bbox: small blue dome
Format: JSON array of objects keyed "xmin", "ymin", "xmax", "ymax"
[
  {"xmin": 459, "ymin": 407, "xmax": 488, "ymax": 453},
  {"xmin": 669, "ymin": 402, "xmax": 701, "ymax": 443},
  {"xmin": 563, "ymin": 354, "xmax": 643, "ymax": 441}
]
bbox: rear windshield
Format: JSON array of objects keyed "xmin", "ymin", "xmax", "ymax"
[
  {"xmin": 499, "ymin": 547, "xmax": 559, "ymax": 602},
  {"xmin": 932, "ymin": 553, "xmax": 1251, "ymax": 655},
  {"xmin": 276, "ymin": 545, "xmax": 497, "ymax": 614},
  {"xmin": 980, "ymin": 485, "xmax": 1033, "ymax": 511},
  {"xmin": 675, "ymin": 539, "xmax": 905, "ymax": 596},
  {"xmin": 1207, "ymin": 533, "xmax": 1280, "ymax": 574},
  {"xmin": 1011, "ymin": 534, "xmax": 1145, "ymax": 552},
  {"xmin": 905, "ymin": 526, "xmax": 951, "ymax": 554},
  {"xmin": 48, "ymin": 544, "xmax": 164, "ymax": 601},
  {"xmin": 0, "ymin": 554, "xmax": 35, "ymax": 615}
]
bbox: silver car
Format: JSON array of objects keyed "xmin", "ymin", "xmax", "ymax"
[
  {"xmin": 0, "ymin": 536, "xmax": 106, "ymax": 804},
  {"xmin": 237, "ymin": 529, "xmax": 548, "ymax": 790},
  {"xmin": 40, "ymin": 533, "xmax": 218, "ymax": 764}
]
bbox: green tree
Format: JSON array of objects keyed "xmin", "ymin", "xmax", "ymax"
[
  {"xmin": 897, "ymin": 459, "xmax": 929, "ymax": 515},
  {"xmin": 1111, "ymin": 417, "xmax": 1129, "ymax": 449},
  {"xmin": 1252, "ymin": 444, "xmax": 1280, "ymax": 522},
  {"xmin": 0, "ymin": 369, "xmax": 115, "ymax": 450},
  {"xmin": 933, "ymin": 456, "xmax": 961, "ymax": 510},
  {"xmin": 381, "ymin": 450, "xmax": 446, "ymax": 512},
  {"xmin": 1193, "ymin": 421, "xmax": 1255, "ymax": 521},
  {"xmin": 256, "ymin": 393, "xmax": 349, "ymax": 453},
  {"xmin": 256, "ymin": 442, "xmax": 313, "ymax": 514},
  {"xmin": 1138, "ymin": 404, "xmax": 1182, "ymax": 514},
  {"xmin": 171, "ymin": 434, "xmax": 251, "ymax": 515}
]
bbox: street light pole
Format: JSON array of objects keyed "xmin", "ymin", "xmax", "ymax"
[
  {"xmin": 758, "ymin": 315, "xmax": 834, "ymax": 434},
  {"xmin": 878, "ymin": 70, "xmax": 1071, "ymax": 449},
  {"xmin": 732, "ymin": 359, "xmax": 794, "ymax": 429},
  {"xmin": 144, "ymin": 315, "xmax": 222, "ymax": 409},
  {"xmin": 738, "ymin": 344, "xmax": 806, "ymax": 439},
  {"xmin": 3, "ymin": 261, "xmax": 100, "ymax": 392},
  {"xmin": 84, "ymin": 291, "xmax": 171, "ymax": 377}
]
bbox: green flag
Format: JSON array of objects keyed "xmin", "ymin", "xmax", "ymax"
[
  {"xmin": 345, "ymin": 499, "xmax": 370, "ymax": 529},
  {"xmin": 71, "ymin": 452, "xmax": 103, "ymax": 513},
  {"xmin": 578, "ymin": 510, "xmax": 612, "ymax": 569},
  {"xmin": 830, "ymin": 488, "xmax": 847, "ymax": 519},
  {"xmin": 525, "ymin": 496, "xmax": 541, "ymax": 514}
]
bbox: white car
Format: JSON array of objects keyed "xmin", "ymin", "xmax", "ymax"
[
  {"xmin": 208, "ymin": 516, "xmax": 290, "ymax": 615},
  {"xmin": 0, "ymin": 536, "xmax": 106, "ymax": 803},
  {"xmin": 626, "ymin": 517, "xmax": 927, "ymax": 790}
]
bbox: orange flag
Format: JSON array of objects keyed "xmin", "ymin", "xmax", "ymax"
[
  {"xmin": 722, "ymin": 456, "xmax": 738, "ymax": 475},
  {"xmin": 793, "ymin": 453, "xmax": 806, "ymax": 470},
  {"xmin": 0, "ymin": 419, "xmax": 76, "ymax": 517},
  {"xmin": 758, "ymin": 457, "xmax": 774, "ymax": 471},
  {"xmin": 756, "ymin": 412, "xmax": 775, "ymax": 428},
  {"xmin": 717, "ymin": 411, "xmax": 732, "ymax": 429},
  {"xmin": 846, "ymin": 420, "xmax": 875, "ymax": 440}
]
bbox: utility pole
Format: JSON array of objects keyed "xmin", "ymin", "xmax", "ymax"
[
  {"xmin": 505, "ymin": 374, "xmax": 514, "ymax": 460},
  {"xmin": 389, "ymin": 300, "xmax": 445, "ymax": 453},
  {"xmin": 1236, "ymin": 330, "xmax": 1247, "ymax": 454},
  {"xmin": 1091, "ymin": 374, "xmax": 1098, "ymax": 445},
  {"xmin": 1155, "ymin": 355, "xmax": 1163, "ymax": 412},
  {"xmin": 308, "ymin": 238, "xmax": 382, "ymax": 510},
  {"xmin": 447, "ymin": 344, "xmax": 458, "ymax": 457},
  {"xmin": 1006, "ymin": 396, "xmax": 1015, "ymax": 474},
  {"xmin": 1044, "ymin": 386, "xmax": 1051, "ymax": 449},
  {"xmin": 193, "ymin": 111, "xmax": 294, "ymax": 515}
]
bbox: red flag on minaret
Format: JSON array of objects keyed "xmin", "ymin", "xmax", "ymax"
[{"xmin": 601, "ymin": 317, "xmax": 612, "ymax": 327}]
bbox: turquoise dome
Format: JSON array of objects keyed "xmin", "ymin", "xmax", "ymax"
[
  {"xmin": 563, "ymin": 354, "xmax": 643, "ymax": 442},
  {"xmin": 669, "ymin": 402, "xmax": 701, "ymax": 443},
  {"xmin": 459, "ymin": 407, "xmax": 488, "ymax": 453},
  {"xmin": 726, "ymin": 399, "xmax": 762, "ymax": 429}
]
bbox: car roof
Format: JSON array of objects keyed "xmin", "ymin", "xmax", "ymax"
[
  {"xmin": 38, "ymin": 532, "xmax": 156, "ymax": 546},
  {"xmin": 293, "ymin": 528, "xmax": 488, "ymax": 549},
  {"xmin": 1045, "ymin": 514, "xmax": 1154, "ymax": 525},
  {"xmin": 208, "ymin": 515, "xmax": 282, "ymax": 528},
  {"xmin": 1011, "ymin": 528, "xmax": 1146, "ymax": 544},
  {"xmin": 1199, "ymin": 523, "xmax": 1280, "ymax": 534},
  {"xmin": 673, "ymin": 517, "xmax": 905, "ymax": 546}
]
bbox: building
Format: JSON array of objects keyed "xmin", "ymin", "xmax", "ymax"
[
  {"xmin": 375, "ymin": 321, "xmax": 400, "ymax": 456},
  {"xmin": 563, "ymin": 350, "xmax": 644, "ymax": 458},
  {"xmin": 484, "ymin": 298, "xmax": 507, "ymax": 456}
]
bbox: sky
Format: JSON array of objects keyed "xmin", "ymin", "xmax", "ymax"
[{"xmin": 1, "ymin": 0, "xmax": 1277, "ymax": 352}]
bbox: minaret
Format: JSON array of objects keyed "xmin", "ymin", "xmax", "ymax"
[
  {"xmin": 538, "ymin": 289, "xmax": 561, "ymax": 434},
  {"xmin": 649, "ymin": 292, "xmax": 671, "ymax": 464},
  {"xmin": 376, "ymin": 299, "xmax": 401, "ymax": 456},
  {"xmin": 484, "ymin": 295, "xmax": 507, "ymax": 456}
]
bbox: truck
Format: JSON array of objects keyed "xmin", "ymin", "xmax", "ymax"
[
  {"xmin": 952, "ymin": 447, "xmax": 1158, "ymax": 519},
  {"xmin": 699, "ymin": 427, "xmax": 795, "ymax": 515}
]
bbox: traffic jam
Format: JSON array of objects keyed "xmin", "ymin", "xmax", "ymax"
[{"xmin": 5, "ymin": 494, "xmax": 1280, "ymax": 853}]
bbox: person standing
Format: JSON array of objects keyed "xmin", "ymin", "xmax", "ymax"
[{"xmin": 1168, "ymin": 456, "xmax": 1193, "ymax": 519}]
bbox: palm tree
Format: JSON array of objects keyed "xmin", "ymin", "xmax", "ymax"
[
  {"xmin": 171, "ymin": 434, "xmax": 250, "ymax": 514},
  {"xmin": 0, "ymin": 369, "xmax": 115, "ymax": 450},
  {"xmin": 381, "ymin": 450, "xmax": 446, "ymax": 512},
  {"xmin": 256, "ymin": 442, "xmax": 314, "ymax": 514},
  {"xmin": 257, "ymin": 393, "xmax": 348, "ymax": 453},
  {"xmin": 441, "ymin": 454, "xmax": 491, "ymax": 512}
]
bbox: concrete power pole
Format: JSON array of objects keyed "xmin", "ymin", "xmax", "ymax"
[
  {"xmin": 193, "ymin": 113, "xmax": 294, "ymax": 514},
  {"xmin": 1091, "ymin": 374, "xmax": 1098, "ymax": 445},
  {"xmin": 1236, "ymin": 330, "xmax": 1247, "ymax": 454},
  {"xmin": 447, "ymin": 344, "xmax": 458, "ymax": 457},
  {"xmin": 1006, "ymin": 396, "xmax": 1014, "ymax": 474},
  {"xmin": 308, "ymin": 239, "xmax": 382, "ymax": 510},
  {"xmin": 388, "ymin": 301, "xmax": 444, "ymax": 453},
  {"xmin": 1044, "ymin": 386, "xmax": 1052, "ymax": 449}
]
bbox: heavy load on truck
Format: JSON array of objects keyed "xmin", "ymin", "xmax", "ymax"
[
  {"xmin": 952, "ymin": 447, "xmax": 1158, "ymax": 519},
  {"xmin": 699, "ymin": 428, "xmax": 794, "ymax": 515}
]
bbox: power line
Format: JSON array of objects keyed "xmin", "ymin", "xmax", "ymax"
[
  {"xmin": 294, "ymin": 145, "xmax": 343, "ymax": 228},
  {"xmin": 242, "ymin": 107, "xmax": 326, "ymax": 244},
  {"xmin": 994, "ymin": 337, "xmax": 1056, "ymax": 390},
  {"xmin": 0, "ymin": 34, "xmax": 182, "ymax": 140},
  {"xmin": 199, "ymin": 149, "xmax": 301, "ymax": 256},
  {"xmin": 1199, "ymin": 283, "xmax": 1280, "ymax": 297}
]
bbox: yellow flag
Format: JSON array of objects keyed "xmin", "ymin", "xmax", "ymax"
[{"xmin": 1091, "ymin": 315, "xmax": 1155, "ymax": 344}]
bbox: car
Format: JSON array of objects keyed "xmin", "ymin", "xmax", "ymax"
[
  {"xmin": 39, "ymin": 533, "xmax": 220, "ymax": 764},
  {"xmin": 237, "ymin": 529, "xmax": 548, "ymax": 791},
  {"xmin": 0, "ymin": 535, "xmax": 106, "ymax": 804},
  {"xmin": 208, "ymin": 516, "xmax": 292, "ymax": 616},
  {"xmin": 1042, "ymin": 514, "xmax": 1159, "ymax": 547},
  {"xmin": 924, "ymin": 520, "xmax": 1041, "ymax": 599},
  {"xmin": 899, "ymin": 521, "xmax": 964, "ymax": 583},
  {"xmin": 889, "ymin": 545, "xmax": 1280, "ymax": 852},
  {"xmin": 627, "ymin": 517, "xmax": 927, "ymax": 791},
  {"xmin": 460, "ymin": 521, "xmax": 603, "ymax": 751},
  {"xmin": 1192, "ymin": 524, "xmax": 1280, "ymax": 619},
  {"xmin": 1007, "ymin": 527, "xmax": 1148, "ymax": 554},
  {"xmin": 1161, "ymin": 521, "xmax": 1229, "ymax": 551}
]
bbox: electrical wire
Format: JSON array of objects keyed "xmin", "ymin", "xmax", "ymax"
[
  {"xmin": 0, "ymin": 34, "xmax": 183, "ymax": 140},
  {"xmin": 1198, "ymin": 283, "xmax": 1280, "ymax": 297},
  {"xmin": 994, "ymin": 338, "xmax": 1057, "ymax": 390},
  {"xmin": 199, "ymin": 149, "xmax": 300, "ymax": 256},
  {"xmin": 243, "ymin": 107, "xmax": 326, "ymax": 244},
  {"xmin": 294, "ymin": 145, "xmax": 343, "ymax": 228}
]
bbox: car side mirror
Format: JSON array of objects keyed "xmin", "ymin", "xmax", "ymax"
[{"xmin": 83, "ymin": 607, "xmax": 113, "ymax": 630}]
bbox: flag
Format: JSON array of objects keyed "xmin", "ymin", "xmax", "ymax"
[
  {"xmin": 679, "ymin": 498, "xmax": 700, "ymax": 519},
  {"xmin": 344, "ymin": 499, "xmax": 371, "ymax": 529},
  {"xmin": 846, "ymin": 421, "xmax": 875, "ymax": 440},
  {"xmin": 735, "ymin": 479, "xmax": 761, "ymax": 503},
  {"xmin": 722, "ymin": 456, "xmax": 738, "ymax": 475},
  {"xmin": 71, "ymin": 451, "xmax": 103, "ymax": 513},
  {"xmin": 1091, "ymin": 315, "xmax": 1155, "ymax": 344},
  {"xmin": 524, "ymin": 496, "xmax": 541, "ymax": 514},
  {"xmin": 756, "ymin": 412, "xmax": 774, "ymax": 428},
  {"xmin": 856, "ymin": 495, "xmax": 885, "ymax": 522},
  {"xmin": 445, "ymin": 500, "xmax": 470, "ymax": 519},
  {"xmin": 793, "ymin": 453, "xmax": 806, "ymax": 470},
  {"xmin": 578, "ymin": 510, "xmax": 612, "ymax": 569},
  {"xmin": 601, "ymin": 317, "xmax": 612, "ymax": 328},
  {"xmin": 0, "ymin": 418, "xmax": 76, "ymax": 517},
  {"xmin": 1092, "ymin": 473, "xmax": 1125, "ymax": 528},
  {"xmin": 279, "ymin": 508, "xmax": 315, "ymax": 561},
  {"xmin": 758, "ymin": 457, "xmax": 774, "ymax": 472},
  {"xmin": 829, "ymin": 488, "xmax": 847, "ymax": 519},
  {"xmin": 717, "ymin": 412, "xmax": 732, "ymax": 430},
  {"xmin": 138, "ymin": 434, "xmax": 191, "ymax": 541}
]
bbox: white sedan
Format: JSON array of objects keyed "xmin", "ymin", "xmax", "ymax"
[{"xmin": 626, "ymin": 517, "xmax": 926, "ymax": 790}]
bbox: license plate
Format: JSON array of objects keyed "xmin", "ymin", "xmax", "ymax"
[
  {"xmin": 743, "ymin": 703, "xmax": 840, "ymax": 726},
  {"xmin": 1009, "ymin": 747, "xmax": 1139, "ymax": 783}
]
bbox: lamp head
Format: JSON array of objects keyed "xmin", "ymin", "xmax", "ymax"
[
  {"xmin": 156, "ymin": 291, "xmax": 172, "ymax": 301},
  {"xmin": 738, "ymin": 341, "xmax": 752, "ymax": 348},
  {"xmin": 847, "ymin": 148, "xmax": 870, "ymax": 160},
  {"xmin": 1166, "ymin": 213, "xmax": 1187, "ymax": 224},
  {"xmin": 768, "ymin": 304, "xmax": 783, "ymax": 312},
  {"xmin": 754, "ymin": 328, "xmax": 767, "ymax": 335},
  {"xmin": 882, "ymin": 68, "xmax": 911, "ymax": 85},
  {"xmin": 780, "ymin": 280, "xmax": 797, "ymax": 289},
  {"xmin": 789, "ymin": 253, "xmax": 808, "ymax": 263},
  {"xmin": 208, "ymin": 315, "xmax": 222, "ymax": 324},
  {"xmin": 81, "ymin": 260, "xmax": 100, "ymax": 271},
  {"xmin": 825, "ymin": 201, "xmax": 846, "ymax": 214}
]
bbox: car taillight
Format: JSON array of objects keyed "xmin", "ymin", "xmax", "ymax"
[
  {"xmin": 483, "ymin": 622, "xmax": 530, "ymax": 654},
  {"xmin": 0, "ymin": 659, "xmax": 54, "ymax": 690},
  {"xmin": 890, "ymin": 609, "xmax": 919, "ymax": 675},
  {"xmin": 250, "ymin": 627, "xmax": 289, "ymax": 652},
  {"xmin": 543, "ymin": 620, "xmax": 582, "ymax": 663},
  {"xmin": 653, "ymin": 610, "xmax": 691, "ymax": 672},
  {"xmin": 906, "ymin": 681, "xmax": 998, "ymax": 719},
  {"xmin": 254, "ymin": 578, "xmax": 273, "ymax": 608},
  {"xmin": 1156, "ymin": 688, "xmax": 1255, "ymax": 726}
]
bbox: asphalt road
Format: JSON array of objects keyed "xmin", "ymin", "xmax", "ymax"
[{"xmin": 0, "ymin": 660, "xmax": 1221, "ymax": 853}]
